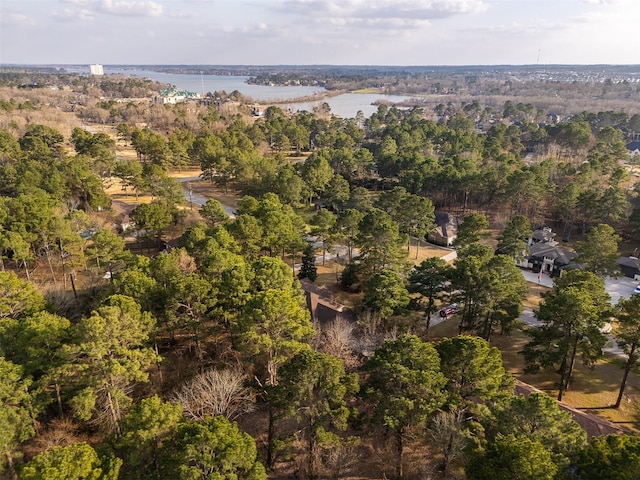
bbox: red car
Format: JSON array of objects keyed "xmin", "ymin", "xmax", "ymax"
[{"xmin": 439, "ymin": 303, "xmax": 458, "ymax": 317}]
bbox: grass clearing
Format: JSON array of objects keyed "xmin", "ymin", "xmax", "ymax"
[
  {"xmin": 312, "ymin": 241, "xmax": 452, "ymax": 310},
  {"xmin": 407, "ymin": 237, "xmax": 453, "ymax": 265},
  {"xmin": 430, "ymin": 316, "xmax": 640, "ymax": 433},
  {"xmin": 523, "ymin": 281, "xmax": 551, "ymax": 309},
  {"xmin": 351, "ymin": 88, "xmax": 384, "ymax": 94},
  {"xmin": 315, "ymin": 263, "xmax": 361, "ymax": 309}
]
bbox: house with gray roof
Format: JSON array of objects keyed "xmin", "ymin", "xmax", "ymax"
[
  {"xmin": 626, "ymin": 141, "xmax": 640, "ymax": 158},
  {"xmin": 530, "ymin": 226, "xmax": 556, "ymax": 245},
  {"xmin": 525, "ymin": 242, "xmax": 579, "ymax": 277},
  {"xmin": 428, "ymin": 211, "xmax": 459, "ymax": 247},
  {"xmin": 516, "ymin": 227, "xmax": 579, "ymax": 276},
  {"xmin": 618, "ymin": 256, "xmax": 640, "ymax": 279}
]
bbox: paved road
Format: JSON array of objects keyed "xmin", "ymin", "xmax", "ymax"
[
  {"xmin": 519, "ymin": 271, "xmax": 636, "ymax": 357},
  {"xmin": 520, "ymin": 306, "xmax": 542, "ymax": 327},
  {"xmin": 521, "ymin": 268, "xmax": 638, "ymax": 302},
  {"xmin": 433, "ymin": 269, "xmax": 635, "ymax": 357},
  {"xmin": 178, "ymin": 176, "xmax": 236, "ymax": 218},
  {"xmin": 603, "ymin": 275, "xmax": 637, "ymax": 304},
  {"xmin": 521, "ymin": 269, "xmax": 554, "ymax": 287}
]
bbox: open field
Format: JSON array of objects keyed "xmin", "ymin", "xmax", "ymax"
[
  {"xmin": 407, "ymin": 237, "xmax": 454, "ymax": 264},
  {"xmin": 350, "ymin": 88, "xmax": 385, "ymax": 94},
  {"xmin": 312, "ymin": 241, "xmax": 453, "ymax": 310},
  {"xmin": 185, "ymin": 178, "xmax": 242, "ymax": 211}
]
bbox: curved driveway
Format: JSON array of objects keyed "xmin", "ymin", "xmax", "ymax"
[{"xmin": 520, "ymin": 270, "xmax": 636, "ymax": 357}]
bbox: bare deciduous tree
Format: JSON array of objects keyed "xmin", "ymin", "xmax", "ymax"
[
  {"xmin": 355, "ymin": 310, "xmax": 383, "ymax": 357},
  {"xmin": 31, "ymin": 417, "xmax": 87, "ymax": 452},
  {"xmin": 314, "ymin": 316, "xmax": 354, "ymax": 357},
  {"xmin": 427, "ymin": 409, "xmax": 471, "ymax": 479},
  {"xmin": 173, "ymin": 368, "xmax": 255, "ymax": 421},
  {"xmin": 320, "ymin": 439, "xmax": 361, "ymax": 479}
]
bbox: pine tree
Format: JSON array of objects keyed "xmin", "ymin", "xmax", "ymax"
[{"xmin": 298, "ymin": 244, "xmax": 318, "ymax": 282}]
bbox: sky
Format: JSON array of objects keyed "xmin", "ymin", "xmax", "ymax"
[{"xmin": 1, "ymin": 0, "xmax": 639, "ymax": 66}]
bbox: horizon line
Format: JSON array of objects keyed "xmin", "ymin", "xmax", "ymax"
[{"xmin": 3, "ymin": 63, "xmax": 640, "ymax": 68}]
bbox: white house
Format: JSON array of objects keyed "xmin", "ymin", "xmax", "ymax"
[
  {"xmin": 626, "ymin": 141, "xmax": 640, "ymax": 158},
  {"xmin": 89, "ymin": 64, "xmax": 104, "ymax": 76},
  {"xmin": 153, "ymin": 87, "xmax": 200, "ymax": 104}
]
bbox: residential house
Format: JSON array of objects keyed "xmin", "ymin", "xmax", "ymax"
[
  {"xmin": 626, "ymin": 141, "xmax": 640, "ymax": 158},
  {"xmin": 523, "ymin": 242, "xmax": 579, "ymax": 276},
  {"xmin": 517, "ymin": 227, "xmax": 578, "ymax": 276},
  {"xmin": 299, "ymin": 278, "xmax": 356, "ymax": 326},
  {"xmin": 153, "ymin": 87, "xmax": 200, "ymax": 104},
  {"xmin": 530, "ymin": 226, "xmax": 556, "ymax": 245},
  {"xmin": 428, "ymin": 211, "xmax": 459, "ymax": 247},
  {"xmin": 618, "ymin": 256, "xmax": 640, "ymax": 279}
]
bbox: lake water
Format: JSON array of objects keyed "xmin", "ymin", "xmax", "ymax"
[
  {"xmin": 282, "ymin": 93, "xmax": 415, "ymax": 119},
  {"xmin": 104, "ymin": 67, "xmax": 414, "ymax": 118},
  {"xmin": 107, "ymin": 68, "xmax": 323, "ymax": 101}
]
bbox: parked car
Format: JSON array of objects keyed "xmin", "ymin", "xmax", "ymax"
[
  {"xmin": 634, "ymin": 284, "xmax": 640, "ymax": 295},
  {"xmin": 439, "ymin": 303, "xmax": 458, "ymax": 317}
]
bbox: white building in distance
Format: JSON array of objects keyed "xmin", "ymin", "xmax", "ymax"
[{"xmin": 89, "ymin": 64, "xmax": 104, "ymax": 76}]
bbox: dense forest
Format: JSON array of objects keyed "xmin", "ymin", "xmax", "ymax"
[{"xmin": 2, "ymin": 69, "xmax": 640, "ymax": 479}]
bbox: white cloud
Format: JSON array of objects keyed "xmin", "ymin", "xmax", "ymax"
[
  {"xmin": 52, "ymin": 8, "xmax": 97, "ymax": 21},
  {"xmin": 56, "ymin": 0, "xmax": 165, "ymax": 20},
  {"xmin": 327, "ymin": 16, "xmax": 431, "ymax": 29},
  {"xmin": 276, "ymin": 0, "xmax": 487, "ymax": 22},
  {"xmin": 578, "ymin": 0, "xmax": 621, "ymax": 5},
  {"xmin": 207, "ymin": 21, "xmax": 283, "ymax": 39},
  {"xmin": 97, "ymin": 0, "xmax": 165, "ymax": 17},
  {"xmin": 3, "ymin": 0, "xmax": 638, "ymax": 65},
  {"xmin": 1, "ymin": 13, "xmax": 37, "ymax": 27},
  {"xmin": 572, "ymin": 10, "xmax": 610, "ymax": 23},
  {"xmin": 468, "ymin": 18, "xmax": 571, "ymax": 37},
  {"xmin": 61, "ymin": 0, "xmax": 92, "ymax": 6}
]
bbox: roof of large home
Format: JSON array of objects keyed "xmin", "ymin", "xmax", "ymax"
[
  {"xmin": 532, "ymin": 227, "xmax": 556, "ymax": 243},
  {"xmin": 433, "ymin": 211, "xmax": 459, "ymax": 238},
  {"xmin": 299, "ymin": 278, "xmax": 356, "ymax": 325},
  {"xmin": 618, "ymin": 256, "xmax": 639, "ymax": 268},
  {"xmin": 434, "ymin": 210, "xmax": 457, "ymax": 226},
  {"xmin": 529, "ymin": 242, "xmax": 578, "ymax": 265}
]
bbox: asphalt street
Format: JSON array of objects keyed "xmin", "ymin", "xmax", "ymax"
[{"xmin": 179, "ymin": 176, "xmax": 236, "ymax": 217}]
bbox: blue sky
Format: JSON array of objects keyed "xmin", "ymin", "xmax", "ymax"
[{"xmin": 1, "ymin": 0, "xmax": 638, "ymax": 65}]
